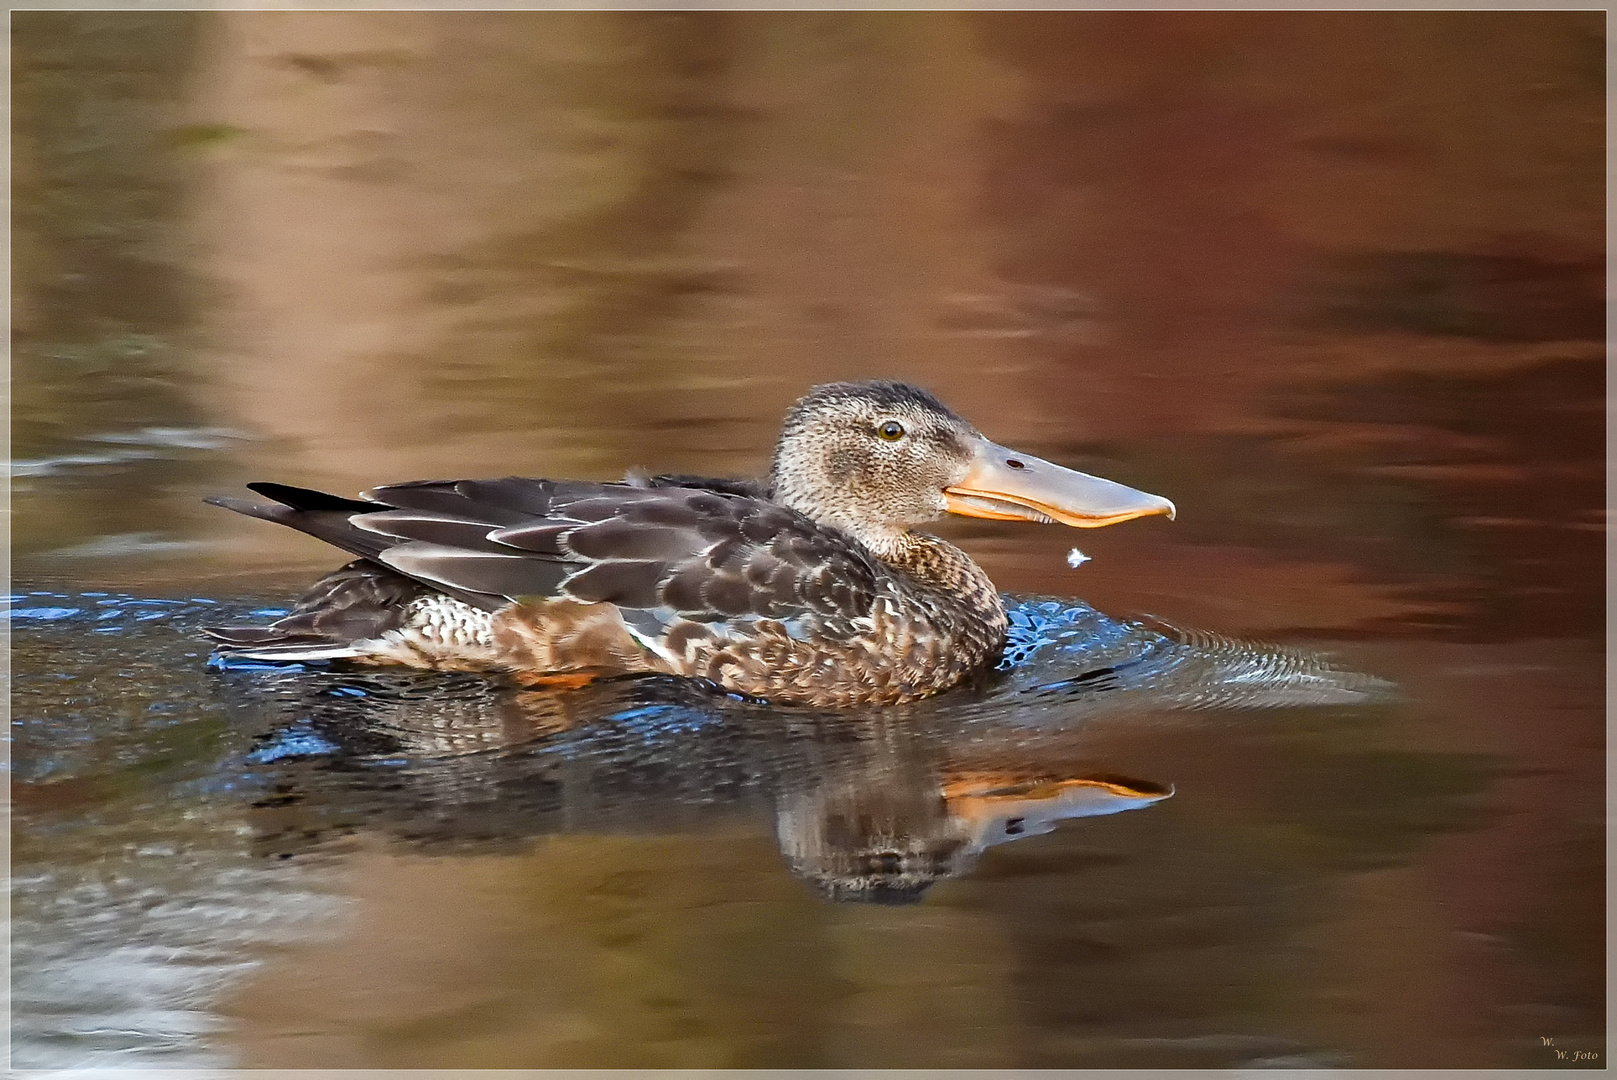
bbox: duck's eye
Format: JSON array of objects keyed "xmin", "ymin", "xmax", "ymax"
[{"xmin": 876, "ymin": 420, "xmax": 906, "ymax": 442}]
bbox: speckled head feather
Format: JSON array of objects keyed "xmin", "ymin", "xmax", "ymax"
[
  {"xmin": 779, "ymin": 379, "xmax": 958, "ymax": 421},
  {"xmin": 771, "ymin": 380, "xmax": 981, "ymax": 551}
]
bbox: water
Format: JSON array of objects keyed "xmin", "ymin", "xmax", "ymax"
[
  {"xmin": 11, "ymin": 588, "xmax": 1397, "ymax": 1070},
  {"xmin": 12, "ymin": 10, "xmax": 1604, "ymax": 1071}
]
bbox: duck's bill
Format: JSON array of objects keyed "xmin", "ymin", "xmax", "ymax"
[
  {"xmin": 941, "ymin": 773, "xmax": 1175, "ymax": 806},
  {"xmin": 942, "ymin": 773, "xmax": 1174, "ymax": 849},
  {"xmin": 944, "ymin": 438, "xmax": 1176, "ymax": 528}
]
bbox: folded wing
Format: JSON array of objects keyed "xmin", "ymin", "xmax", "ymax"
[{"xmin": 214, "ymin": 477, "xmax": 883, "ymax": 630}]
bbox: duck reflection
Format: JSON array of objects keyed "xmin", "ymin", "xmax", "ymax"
[
  {"xmin": 775, "ymin": 722, "xmax": 1168, "ymax": 904},
  {"xmin": 219, "ymin": 669, "xmax": 1170, "ymax": 903}
]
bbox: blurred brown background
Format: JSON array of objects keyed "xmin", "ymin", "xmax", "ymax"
[{"xmin": 15, "ymin": 10, "xmax": 1603, "ymax": 637}]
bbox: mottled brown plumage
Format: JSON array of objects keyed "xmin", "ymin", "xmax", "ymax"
[{"xmin": 203, "ymin": 381, "xmax": 1174, "ymax": 706}]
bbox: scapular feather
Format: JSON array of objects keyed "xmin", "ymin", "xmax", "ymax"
[
  {"xmin": 350, "ymin": 511, "xmax": 511, "ymax": 552},
  {"xmin": 380, "ymin": 544, "xmax": 569, "ymax": 600}
]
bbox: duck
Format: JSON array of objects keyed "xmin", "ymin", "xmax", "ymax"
[{"xmin": 202, "ymin": 380, "xmax": 1175, "ymax": 707}]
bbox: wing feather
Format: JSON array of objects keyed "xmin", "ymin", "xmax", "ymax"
[
  {"xmin": 561, "ymin": 559, "xmax": 670, "ymax": 607},
  {"xmin": 379, "ymin": 543, "xmax": 571, "ymax": 599},
  {"xmin": 532, "ymin": 516, "xmax": 698, "ymax": 562},
  {"xmin": 361, "ymin": 481, "xmax": 529, "ymax": 526},
  {"xmin": 351, "ymin": 510, "xmax": 512, "ymax": 551},
  {"xmin": 483, "ymin": 521, "xmax": 574, "ymax": 557},
  {"xmin": 212, "ymin": 476, "xmax": 884, "ymax": 626}
]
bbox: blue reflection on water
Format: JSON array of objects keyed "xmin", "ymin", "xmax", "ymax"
[
  {"xmin": 14, "ymin": 587, "xmax": 1390, "ymax": 757},
  {"xmin": 245, "ymin": 722, "xmax": 341, "ymax": 763}
]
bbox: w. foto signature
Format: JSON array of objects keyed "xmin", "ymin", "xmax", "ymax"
[{"xmin": 1542, "ymin": 1037, "xmax": 1599, "ymax": 1063}]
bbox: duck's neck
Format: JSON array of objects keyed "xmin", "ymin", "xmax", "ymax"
[{"xmin": 870, "ymin": 530, "xmax": 1006, "ymax": 620}]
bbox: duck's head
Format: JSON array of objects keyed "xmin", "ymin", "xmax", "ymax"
[{"xmin": 771, "ymin": 380, "xmax": 1174, "ymax": 552}]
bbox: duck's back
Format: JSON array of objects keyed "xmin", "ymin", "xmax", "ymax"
[{"xmin": 204, "ymin": 476, "xmax": 1001, "ymax": 704}]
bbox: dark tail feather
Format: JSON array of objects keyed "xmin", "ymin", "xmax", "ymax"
[
  {"xmin": 200, "ymin": 625, "xmax": 294, "ymax": 646},
  {"xmin": 205, "ymin": 485, "xmax": 393, "ymax": 564},
  {"xmin": 246, "ymin": 482, "xmax": 382, "ymax": 514},
  {"xmin": 201, "ymin": 559, "xmax": 426, "ymax": 662},
  {"xmin": 205, "ymin": 484, "xmax": 508, "ymax": 613},
  {"xmin": 202, "ymin": 493, "xmax": 293, "ymax": 523},
  {"xmin": 201, "ymin": 625, "xmax": 362, "ymax": 661}
]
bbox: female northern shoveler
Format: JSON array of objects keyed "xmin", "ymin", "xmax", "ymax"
[{"xmin": 203, "ymin": 380, "xmax": 1174, "ymax": 707}]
